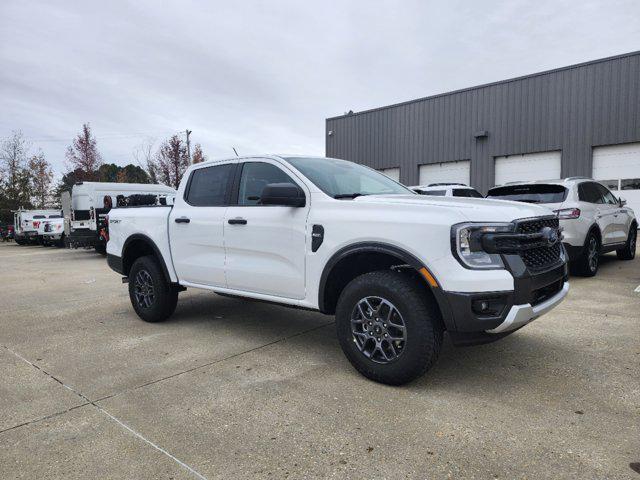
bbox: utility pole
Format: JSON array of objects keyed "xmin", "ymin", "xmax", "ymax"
[{"xmin": 185, "ymin": 129, "xmax": 192, "ymax": 163}]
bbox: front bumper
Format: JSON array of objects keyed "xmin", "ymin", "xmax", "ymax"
[
  {"xmin": 436, "ymin": 256, "xmax": 569, "ymax": 346},
  {"xmin": 485, "ymin": 281, "xmax": 569, "ymax": 333}
]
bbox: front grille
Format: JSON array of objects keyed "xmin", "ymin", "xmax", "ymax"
[
  {"xmin": 516, "ymin": 216, "xmax": 559, "ymax": 234},
  {"xmin": 515, "ymin": 217, "xmax": 562, "ymax": 271}
]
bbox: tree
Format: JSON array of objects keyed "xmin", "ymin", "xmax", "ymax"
[
  {"xmin": 0, "ymin": 131, "xmax": 33, "ymax": 222},
  {"xmin": 133, "ymin": 138, "xmax": 158, "ymax": 183},
  {"xmin": 54, "ymin": 167, "xmax": 84, "ymax": 200},
  {"xmin": 65, "ymin": 123, "xmax": 102, "ymax": 181},
  {"xmin": 192, "ymin": 143, "xmax": 206, "ymax": 164},
  {"xmin": 98, "ymin": 163, "xmax": 120, "ymax": 183},
  {"xmin": 150, "ymin": 135, "xmax": 190, "ymax": 188},
  {"xmin": 121, "ymin": 164, "xmax": 150, "ymax": 183},
  {"xmin": 28, "ymin": 151, "xmax": 53, "ymax": 208}
]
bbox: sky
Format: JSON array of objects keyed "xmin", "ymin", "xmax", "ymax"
[{"xmin": 1, "ymin": 0, "xmax": 639, "ymax": 177}]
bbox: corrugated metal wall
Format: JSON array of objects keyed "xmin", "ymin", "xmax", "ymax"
[{"xmin": 325, "ymin": 51, "xmax": 640, "ymax": 193}]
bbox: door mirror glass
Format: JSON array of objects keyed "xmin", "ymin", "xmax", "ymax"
[{"xmin": 260, "ymin": 183, "xmax": 306, "ymax": 207}]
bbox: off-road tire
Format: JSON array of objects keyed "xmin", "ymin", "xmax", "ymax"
[
  {"xmin": 572, "ymin": 231, "xmax": 600, "ymax": 277},
  {"xmin": 128, "ymin": 255, "xmax": 178, "ymax": 323},
  {"xmin": 335, "ymin": 270, "xmax": 443, "ymax": 386},
  {"xmin": 616, "ymin": 225, "xmax": 637, "ymax": 260}
]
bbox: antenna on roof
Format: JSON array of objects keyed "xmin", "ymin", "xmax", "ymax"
[{"xmin": 232, "ymin": 147, "xmax": 239, "ymax": 157}]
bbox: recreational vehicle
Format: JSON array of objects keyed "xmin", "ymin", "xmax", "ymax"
[{"xmin": 61, "ymin": 182, "xmax": 175, "ymax": 253}]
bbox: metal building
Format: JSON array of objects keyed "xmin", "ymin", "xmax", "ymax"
[{"xmin": 325, "ymin": 50, "xmax": 640, "ymax": 213}]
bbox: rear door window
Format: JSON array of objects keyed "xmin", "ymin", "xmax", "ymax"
[
  {"xmin": 421, "ymin": 190, "xmax": 447, "ymax": 196},
  {"xmin": 487, "ymin": 184, "xmax": 567, "ymax": 203},
  {"xmin": 185, "ymin": 164, "xmax": 235, "ymax": 206}
]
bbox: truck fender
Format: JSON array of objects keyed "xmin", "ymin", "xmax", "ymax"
[
  {"xmin": 318, "ymin": 241, "xmax": 443, "ymax": 314},
  {"xmin": 122, "ymin": 234, "xmax": 174, "ymax": 284}
]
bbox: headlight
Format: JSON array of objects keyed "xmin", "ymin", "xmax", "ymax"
[{"xmin": 451, "ymin": 222, "xmax": 514, "ymax": 269}]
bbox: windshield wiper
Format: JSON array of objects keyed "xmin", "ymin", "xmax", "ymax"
[{"xmin": 334, "ymin": 193, "xmax": 364, "ymax": 199}]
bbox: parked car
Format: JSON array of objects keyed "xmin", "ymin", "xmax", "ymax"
[
  {"xmin": 13, "ymin": 209, "xmax": 62, "ymax": 245},
  {"xmin": 487, "ymin": 178, "xmax": 637, "ymax": 276},
  {"xmin": 60, "ymin": 182, "xmax": 176, "ymax": 254},
  {"xmin": 410, "ymin": 183, "xmax": 483, "ymax": 198},
  {"xmin": 106, "ymin": 155, "xmax": 569, "ymax": 385},
  {"xmin": 0, "ymin": 223, "xmax": 14, "ymax": 241}
]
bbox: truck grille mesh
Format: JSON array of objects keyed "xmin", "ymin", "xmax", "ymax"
[{"xmin": 515, "ymin": 217, "xmax": 562, "ymax": 271}]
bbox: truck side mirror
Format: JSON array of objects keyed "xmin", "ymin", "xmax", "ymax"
[
  {"xmin": 619, "ymin": 197, "xmax": 627, "ymax": 207},
  {"xmin": 260, "ymin": 183, "xmax": 306, "ymax": 207}
]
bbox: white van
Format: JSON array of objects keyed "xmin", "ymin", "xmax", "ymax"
[
  {"xmin": 14, "ymin": 209, "xmax": 63, "ymax": 245},
  {"xmin": 61, "ymin": 182, "xmax": 176, "ymax": 253}
]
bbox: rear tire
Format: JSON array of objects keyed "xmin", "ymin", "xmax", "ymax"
[
  {"xmin": 128, "ymin": 255, "xmax": 179, "ymax": 323},
  {"xmin": 572, "ymin": 231, "xmax": 600, "ymax": 277},
  {"xmin": 94, "ymin": 244, "xmax": 107, "ymax": 255},
  {"xmin": 335, "ymin": 270, "xmax": 443, "ymax": 386},
  {"xmin": 616, "ymin": 225, "xmax": 637, "ymax": 260}
]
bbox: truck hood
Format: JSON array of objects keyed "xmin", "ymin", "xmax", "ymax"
[{"xmin": 353, "ymin": 194, "xmax": 555, "ymax": 222}]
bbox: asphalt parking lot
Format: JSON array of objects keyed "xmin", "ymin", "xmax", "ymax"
[{"xmin": 1, "ymin": 241, "xmax": 638, "ymax": 479}]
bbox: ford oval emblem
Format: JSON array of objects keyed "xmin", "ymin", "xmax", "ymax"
[{"xmin": 542, "ymin": 226, "xmax": 558, "ymax": 246}]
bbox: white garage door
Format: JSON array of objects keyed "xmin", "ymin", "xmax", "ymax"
[
  {"xmin": 494, "ymin": 151, "xmax": 561, "ymax": 186},
  {"xmin": 378, "ymin": 167, "xmax": 400, "ymax": 182},
  {"xmin": 593, "ymin": 143, "xmax": 640, "ymax": 220},
  {"xmin": 419, "ymin": 160, "xmax": 470, "ymax": 186}
]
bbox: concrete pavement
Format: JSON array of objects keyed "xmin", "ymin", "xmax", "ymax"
[{"xmin": 1, "ymin": 242, "xmax": 638, "ymax": 479}]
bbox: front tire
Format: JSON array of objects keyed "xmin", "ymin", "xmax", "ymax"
[
  {"xmin": 616, "ymin": 226, "xmax": 637, "ymax": 260},
  {"xmin": 335, "ymin": 270, "xmax": 443, "ymax": 386},
  {"xmin": 128, "ymin": 256, "xmax": 178, "ymax": 323},
  {"xmin": 573, "ymin": 231, "xmax": 600, "ymax": 277}
]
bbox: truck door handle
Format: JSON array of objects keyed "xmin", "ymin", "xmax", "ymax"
[
  {"xmin": 228, "ymin": 218, "xmax": 247, "ymax": 225},
  {"xmin": 174, "ymin": 217, "xmax": 190, "ymax": 224}
]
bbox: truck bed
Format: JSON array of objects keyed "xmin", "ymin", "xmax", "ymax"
[{"xmin": 106, "ymin": 205, "xmax": 177, "ymax": 281}]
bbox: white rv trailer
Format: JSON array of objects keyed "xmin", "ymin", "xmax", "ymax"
[
  {"xmin": 13, "ymin": 209, "xmax": 63, "ymax": 245},
  {"xmin": 61, "ymin": 182, "xmax": 176, "ymax": 253}
]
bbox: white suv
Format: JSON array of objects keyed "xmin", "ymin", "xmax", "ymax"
[
  {"xmin": 410, "ymin": 183, "xmax": 483, "ymax": 198},
  {"xmin": 487, "ymin": 178, "xmax": 637, "ymax": 276}
]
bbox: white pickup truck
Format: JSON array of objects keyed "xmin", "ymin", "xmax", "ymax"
[
  {"xmin": 107, "ymin": 155, "xmax": 569, "ymax": 385},
  {"xmin": 38, "ymin": 215, "xmax": 65, "ymax": 246}
]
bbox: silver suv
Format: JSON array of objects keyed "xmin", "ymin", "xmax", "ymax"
[{"xmin": 487, "ymin": 178, "xmax": 637, "ymax": 276}]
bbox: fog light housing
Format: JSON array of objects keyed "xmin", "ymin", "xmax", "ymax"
[{"xmin": 471, "ymin": 297, "xmax": 507, "ymax": 317}]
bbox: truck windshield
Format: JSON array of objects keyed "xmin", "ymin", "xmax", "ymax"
[
  {"xmin": 487, "ymin": 184, "xmax": 567, "ymax": 204},
  {"xmin": 285, "ymin": 157, "xmax": 413, "ymax": 198}
]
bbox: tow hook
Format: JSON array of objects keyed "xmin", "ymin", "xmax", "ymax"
[{"xmin": 122, "ymin": 277, "xmax": 129, "ymax": 284}]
